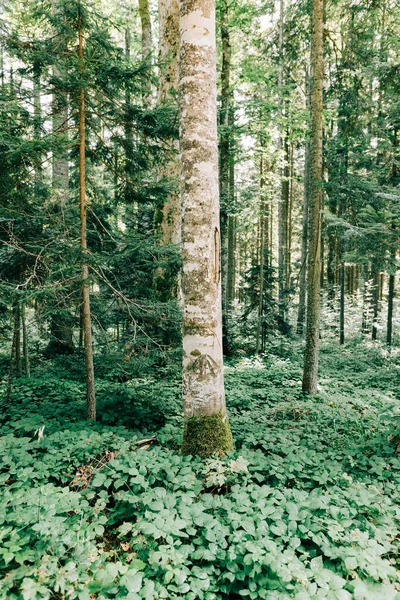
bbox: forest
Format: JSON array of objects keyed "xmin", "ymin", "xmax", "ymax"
[{"xmin": 0, "ymin": 0, "xmax": 399, "ymax": 597}]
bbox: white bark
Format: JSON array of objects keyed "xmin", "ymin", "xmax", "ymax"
[{"xmin": 180, "ymin": 0, "xmax": 227, "ymax": 417}]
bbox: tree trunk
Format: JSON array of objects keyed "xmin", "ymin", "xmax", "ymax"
[
  {"xmin": 339, "ymin": 261, "xmax": 345, "ymax": 344},
  {"xmin": 256, "ymin": 155, "xmax": 268, "ymax": 354},
  {"xmin": 278, "ymin": 132, "xmax": 289, "ymax": 327},
  {"xmin": 21, "ymin": 304, "xmax": 30, "ymax": 378},
  {"xmin": 79, "ymin": 14, "xmax": 96, "ymax": 421},
  {"xmin": 302, "ymin": 0, "xmax": 323, "ymax": 394},
  {"xmin": 155, "ymin": 0, "xmax": 180, "ymax": 297},
  {"xmin": 180, "ymin": 0, "xmax": 233, "ymax": 457},
  {"xmin": 361, "ymin": 266, "xmax": 370, "ymax": 334},
  {"xmin": 387, "ymin": 271, "xmax": 395, "ymax": 346},
  {"xmin": 50, "ymin": 0, "xmax": 74, "ymax": 356},
  {"xmin": 14, "ymin": 302, "xmax": 21, "ymax": 376},
  {"xmin": 6, "ymin": 309, "xmax": 18, "ymax": 402},
  {"xmin": 372, "ymin": 267, "xmax": 379, "ymax": 340},
  {"xmin": 138, "ymin": 0, "xmax": 152, "ymax": 106},
  {"xmin": 287, "ymin": 142, "xmax": 294, "ymax": 289},
  {"xmin": 219, "ymin": 0, "xmax": 233, "ymax": 354},
  {"xmin": 297, "ymin": 136, "xmax": 310, "ymax": 335},
  {"xmin": 33, "ymin": 71, "xmax": 41, "ymax": 191}
]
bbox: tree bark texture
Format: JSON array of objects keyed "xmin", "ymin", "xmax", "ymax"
[
  {"xmin": 79, "ymin": 17, "xmax": 96, "ymax": 421},
  {"xmin": 387, "ymin": 271, "xmax": 395, "ymax": 346},
  {"xmin": 157, "ymin": 0, "xmax": 181, "ymax": 249},
  {"xmin": 297, "ymin": 137, "xmax": 310, "ymax": 335},
  {"xmin": 219, "ymin": 0, "xmax": 234, "ymax": 353},
  {"xmin": 21, "ymin": 304, "xmax": 30, "ymax": 378},
  {"xmin": 139, "ymin": 0, "xmax": 153, "ymax": 106},
  {"xmin": 180, "ymin": 0, "xmax": 233, "ymax": 457},
  {"xmin": 302, "ymin": 0, "xmax": 323, "ymax": 394}
]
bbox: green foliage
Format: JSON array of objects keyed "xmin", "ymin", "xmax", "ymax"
[{"xmin": 1, "ymin": 341, "xmax": 399, "ymax": 599}]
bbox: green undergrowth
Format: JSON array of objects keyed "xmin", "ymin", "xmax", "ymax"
[{"xmin": 0, "ymin": 340, "xmax": 399, "ymax": 599}]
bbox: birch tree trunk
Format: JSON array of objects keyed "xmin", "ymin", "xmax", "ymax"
[
  {"xmin": 78, "ymin": 14, "xmax": 96, "ymax": 420},
  {"xmin": 180, "ymin": 0, "xmax": 233, "ymax": 457},
  {"xmin": 302, "ymin": 0, "xmax": 323, "ymax": 394}
]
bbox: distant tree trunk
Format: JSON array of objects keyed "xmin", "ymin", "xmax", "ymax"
[
  {"xmin": 155, "ymin": 0, "xmax": 180, "ymax": 297},
  {"xmin": 219, "ymin": 0, "xmax": 233, "ymax": 354},
  {"xmin": 387, "ymin": 270, "xmax": 395, "ymax": 346},
  {"xmin": 287, "ymin": 142, "xmax": 294, "ymax": 288},
  {"xmin": 361, "ymin": 266, "xmax": 370, "ymax": 334},
  {"xmin": 50, "ymin": 1, "xmax": 74, "ymax": 355},
  {"xmin": 180, "ymin": 0, "xmax": 233, "ymax": 457},
  {"xmin": 52, "ymin": 0, "xmax": 69, "ymax": 199},
  {"xmin": 302, "ymin": 0, "xmax": 323, "ymax": 394},
  {"xmin": 339, "ymin": 260, "xmax": 345, "ymax": 344},
  {"xmin": 297, "ymin": 74, "xmax": 311, "ymax": 336},
  {"xmin": 297, "ymin": 137, "xmax": 310, "ymax": 335},
  {"xmin": 227, "ymin": 214, "xmax": 236, "ymax": 305},
  {"xmin": 256, "ymin": 155, "xmax": 268, "ymax": 354},
  {"xmin": 138, "ymin": 0, "xmax": 152, "ymax": 106},
  {"xmin": 6, "ymin": 307, "xmax": 19, "ymax": 402},
  {"xmin": 14, "ymin": 302, "xmax": 21, "ymax": 376},
  {"xmin": 78, "ymin": 14, "xmax": 96, "ymax": 420},
  {"xmin": 33, "ymin": 71, "xmax": 41, "ymax": 190},
  {"xmin": 21, "ymin": 304, "xmax": 30, "ymax": 378},
  {"xmin": 277, "ymin": 0, "xmax": 289, "ymax": 329},
  {"xmin": 371, "ymin": 267, "xmax": 379, "ymax": 340},
  {"xmin": 227, "ymin": 105, "xmax": 236, "ymax": 307},
  {"xmin": 278, "ymin": 132, "xmax": 289, "ymax": 328}
]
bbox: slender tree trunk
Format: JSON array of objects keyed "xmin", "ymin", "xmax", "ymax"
[
  {"xmin": 21, "ymin": 304, "xmax": 30, "ymax": 378},
  {"xmin": 155, "ymin": 0, "xmax": 180, "ymax": 297},
  {"xmin": 361, "ymin": 266, "xmax": 370, "ymax": 334},
  {"xmin": 302, "ymin": 0, "xmax": 323, "ymax": 394},
  {"xmin": 278, "ymin": 132, "xmax": 290, "ymax": 327},
  {"xmin": 138, "ymin": 0, "xmax": 152, "ymax": 106},
  {"xmin": 14, "ymin": 302, "xmax": 21, "ymax": 376},
  {"xmin": 50, "ymin": 1, "xmax": 74, "ymax": 355},
  {"xmin": 297, "ymin": 137, "xmax": 310, "ymax": 335},
  {"xmin": 287, "ymin": 142, "xmax": 294, "ymax": 288},
  {"xmin": 6, "ymin": 309, "xmax": 18, "ymax": 402},
  {"xmin": 227, "ymin": 215, "xmax": 236, "ymax": 305},
  {"xmin": 256, "ymin": 155, "xmax": 267, "ymax": 354},
  {"xmin": 387, "ymin": 271, "xmax": 395, "ymax": 346},
  {"xmin": 219, "ymin": 0, "xmax": 233, "ymax": 354},
  {"xmin": 124, "ymin": 28, "xmax": 134, "ymax": 210},
  {"xmin": 227, "ymin": 105, "xmax": 236, "ymax": 306},
  {"xmin": 33, "ymin": 71, "xmax": 41, "ymax": 191},
  {"xmin": 78, "ymin": 15, "xmax": 96, "ymax": 421},
  {"xmin": 372, "ymin": 267, "xmax": 379, "ymax": 340},
  {"xmin": 180, "ymin": 0, "xmax": 233, "ymax": 457},
  {"xmin": 277, "ymin": 0, "xmax": 289, "ymax": 329},
  {"xmin": 339, "ymin": 261, "xmax": 345, "ymax": 344}
]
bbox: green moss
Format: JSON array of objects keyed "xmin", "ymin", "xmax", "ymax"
[{"xmin": 181, "ymin": 412, "xmax": 234, "ymax": 458}]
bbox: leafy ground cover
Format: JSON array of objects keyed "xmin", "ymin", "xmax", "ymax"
[{"xmin": 0, "ymin": 340, "xmax": 399, "ymax": 599}]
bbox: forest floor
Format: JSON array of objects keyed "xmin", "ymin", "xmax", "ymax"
[{"xmin": 0, "ymin": 339, "xmax": 399, "ymax": 599}]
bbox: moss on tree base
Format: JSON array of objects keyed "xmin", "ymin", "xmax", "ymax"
[{"xmin": 181, "ymin": 412, "xmax": 234, "ymax": 458}]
